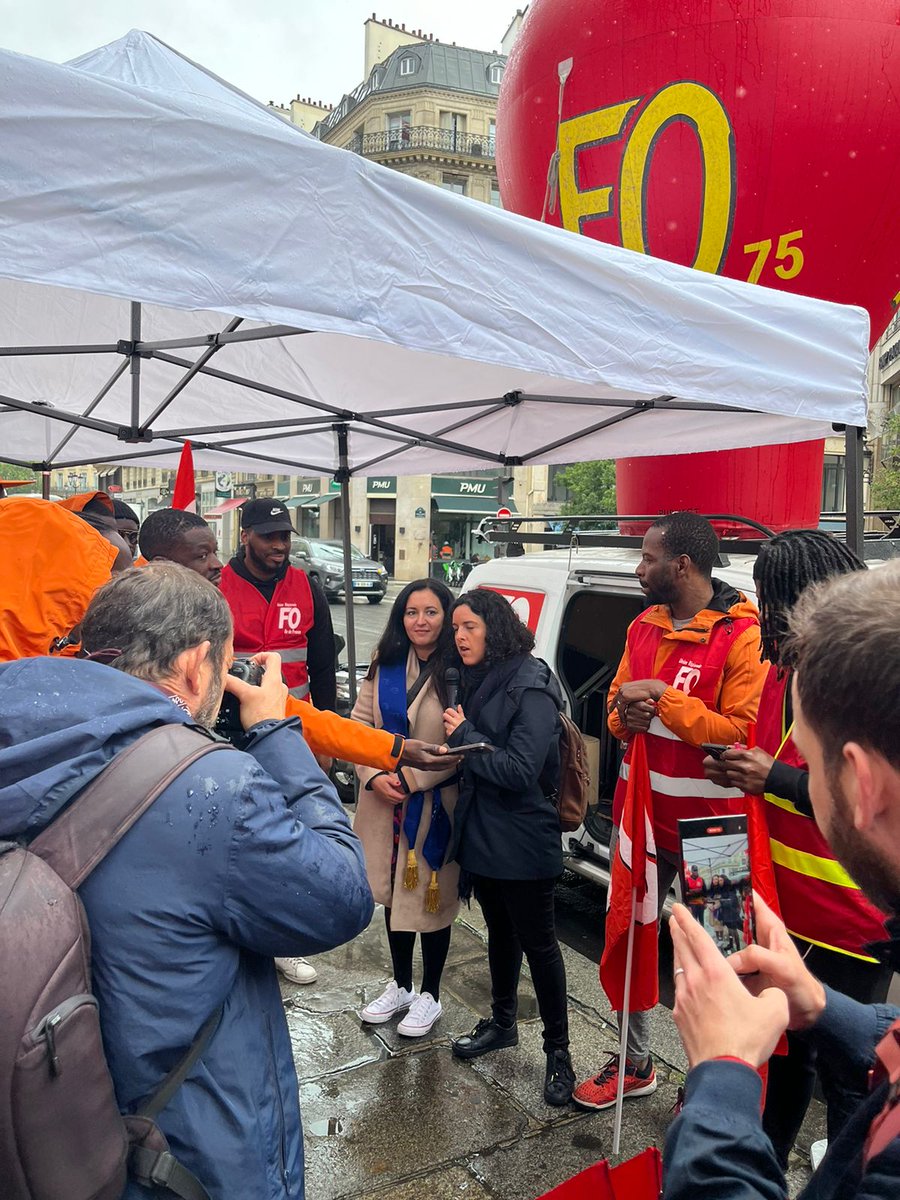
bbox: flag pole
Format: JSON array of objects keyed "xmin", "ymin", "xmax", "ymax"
[{"xmin": 612, "ymin": 885, "xmax": 638, "ymax": 1156}]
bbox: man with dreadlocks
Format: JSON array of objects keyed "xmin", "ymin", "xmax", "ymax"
[{"xmin": 705, "ymin": 529, "xmax": 893, "ymax": 1166}]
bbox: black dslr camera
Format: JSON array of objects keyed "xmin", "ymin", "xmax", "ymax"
[{"xmin": 214, "ymin": 658, "xmax": 265, "ymax": 744}]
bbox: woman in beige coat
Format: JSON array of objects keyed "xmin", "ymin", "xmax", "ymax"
[{"xmin": 352, "ymin": 578, "xmax": 459, "ymax": 1037}]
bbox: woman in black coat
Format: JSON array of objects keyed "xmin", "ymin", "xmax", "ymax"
[{"xmin": 442, "ymin": 588, "xmax": 575, "ymax": 1106}]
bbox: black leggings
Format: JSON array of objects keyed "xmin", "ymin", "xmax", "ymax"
[
  {"xmin": 473, "ymin": 874, "xmax": 569, "ymax": 1052},
  {"xmin": 762, "ymin": 941, "xmax": 894, "ymax": 1167},
  {"xmin": 384, "ymin": 908, "xmax": 452, "ymax": 1001}
]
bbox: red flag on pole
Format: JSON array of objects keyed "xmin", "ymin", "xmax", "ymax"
[
  {"xmin": 537, "ymin": 1146, "xmax": 662, "ymax": 1199},
  {"xmin": 600, "ymin": 734, "xmax": 659, "ymax": 1013},
  {"xmin": 171, "ymin": 442, "xmax": 196, "ymax": 512}
]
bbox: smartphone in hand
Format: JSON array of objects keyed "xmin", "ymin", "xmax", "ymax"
[
  {"xmin": 678, "ymin": 815, "xmax": 756, "ymax": 958},
  {"xmin": 701, "ymin": 742, "xmax": 731, "ymax": 760},
  {"xmin": 452, "ymin": 742, "xmax": 496, "ymax": 754}
]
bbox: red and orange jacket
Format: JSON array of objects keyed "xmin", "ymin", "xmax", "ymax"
[
  {"xmin": 757, "ymin": 666, "xmax": 888, "ymax": 958},
  {"xmin": 0, "ymin": 497, "xmax": 118, "ymax": 661},
  {"xmin": 609, "ymin": 582, "xmax": 768, "ymax": 852},
  {"xmin": 220, "ymin": 563, "xmax": 314, "ymax": 700}
]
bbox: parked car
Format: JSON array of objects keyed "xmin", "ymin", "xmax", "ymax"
[{"xmin": 291, "ymin": 537, "xmax": 388, "ymax": 603}]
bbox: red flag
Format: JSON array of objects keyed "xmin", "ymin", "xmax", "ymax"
[
  {"xmin": 538, "ymin": 1147, "xmax": 662, "ymax": 1199},
  {"xmin": 600, "ymin": 734, "xmax": 659, "ymax": 1013},
  {"xmin": 171, "ymin": 442, "xmax": 196, "ymax": 512}
]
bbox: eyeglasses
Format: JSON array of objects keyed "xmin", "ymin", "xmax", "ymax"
[{"xmin": 122, "ymin": 530, "xmax": 140, "ymax": 549}]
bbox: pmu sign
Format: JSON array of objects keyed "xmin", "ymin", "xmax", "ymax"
[{"xmin": 497, "ymin": 0, "xmax": 900, "ymax": 344}]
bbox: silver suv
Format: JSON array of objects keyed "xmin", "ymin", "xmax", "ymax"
[{"xmin": 291, "ymin": 538, "xmax": 388, "ymax": 604}]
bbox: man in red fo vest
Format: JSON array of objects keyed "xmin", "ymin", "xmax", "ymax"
[
  {"xmin": 664, "ymin": 563, "xmax": 900, "ymax": 1200},
  {"xmin": 574, "ymin": 511, "xmax": 768, "ymax": 1111},
  {"xmin": 705, "ymin": 530, "xmax": 893, "ymax": 1167},
  {"xmin": 220, "ymin": 499, "xmax": 336, "ymax": 710}
]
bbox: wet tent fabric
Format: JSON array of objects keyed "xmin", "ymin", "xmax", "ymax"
[{"xmin": 0, "ymin": 31, "xmax": 868, "ymax": 481}]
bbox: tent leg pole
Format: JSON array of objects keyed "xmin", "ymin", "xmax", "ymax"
[
  {"xmin": 336, "ymin": 425, "xmax": 358, "ymax": 708},
  {"xmin": 130, "ymin": 301, "xmax": 142, "ymax": 431},
  {"xmin": 845, "ymin": 425, "xmax": 864, "ymax": 558},
  {"xmin": 41, "ymin": 469, "xmax": 51, "ymax": 500}
]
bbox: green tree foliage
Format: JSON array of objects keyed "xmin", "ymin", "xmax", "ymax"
[
  {"xmin": 871, "ymin": 413, "xmax": 900, "ymax": 511},
  {"xmin": 556, "ymin": 460, "xmax": 616, "ymax": 517},
  {"xmin": 0, "ymin": 462, "xmax": 36, "ymax": 486}
]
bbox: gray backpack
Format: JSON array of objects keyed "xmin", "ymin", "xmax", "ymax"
[{"xmin": 0, "ymin": 724, "xmax": 230, "ymax": 1200}]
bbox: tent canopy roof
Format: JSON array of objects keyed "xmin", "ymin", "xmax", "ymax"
[{"xmin": 0, "ymin": 31, "xmax": 869, "ymax": 478}]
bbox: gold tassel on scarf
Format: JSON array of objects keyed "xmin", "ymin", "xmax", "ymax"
[
  {"xmin": 425, "ymin": 870, "xmax": 440, "ymax": 914},
  {"xmin": 403, "ymin": 849, "xmax": 419, "ymax": 891}
]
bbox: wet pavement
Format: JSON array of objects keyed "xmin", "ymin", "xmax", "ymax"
[{"xmin": 281, "ymin": 887, "xmax": 823, "ymax": 1199}]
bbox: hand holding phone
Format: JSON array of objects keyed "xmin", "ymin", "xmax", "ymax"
[
  {"xmin": 678, "ymin": 815, "xmax": 755, "ymax": 959},
  {"xmin": 452, "ymin": 742, "xmax": 496, "ymax": 755},
  {"xmin": 701, "ymin": 742, "xmax": 732, "ymax": 760}
]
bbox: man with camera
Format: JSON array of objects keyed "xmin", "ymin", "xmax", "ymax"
[
  {"xmin": 140, "ymin": 506, "xmax": 454, "ymax": 770},
  {"xmin": 664, "ymin": 564, "xmax": 900, "ymax": 1200},
  {"xmin": 0, "ymin": 562, "xmax": 374, "ymax": 1200}
]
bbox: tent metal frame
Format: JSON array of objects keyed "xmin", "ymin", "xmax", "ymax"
[{"xmin": 0, "ymin": 302, "xmax": 867, "ymax": 690}]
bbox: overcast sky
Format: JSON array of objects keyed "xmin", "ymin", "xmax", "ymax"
[{"xmin": 3, "ymin": 2, "xmax": 520, "ymax": 107}]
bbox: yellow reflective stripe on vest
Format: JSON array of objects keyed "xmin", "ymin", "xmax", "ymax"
[
  {"xmin": 769, "ymin": 837, "xmax": 862, "ymax": 890},
  {"xmin": 764, "ymin": 790, "xmax": 805, "ymax": 817},
  {"xmin": 784, "ymin": 928, "xmax": 878, "ymax": 963}
]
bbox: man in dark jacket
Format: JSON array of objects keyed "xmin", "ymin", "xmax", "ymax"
[
  {"xmin": 0, "ymin": 562, "xmax": 374, "ymax": 1200},
  {"xmin": 664, "ymin": 563, "xmax": 900, "ymax": 1200}
]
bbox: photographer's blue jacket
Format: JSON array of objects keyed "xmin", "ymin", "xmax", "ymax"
[
  {"xmin": 664, "ymin": 985, "xmax": 900, "ymax": 1200},
  {"xmin": 0, "ymin": 656, "xmax": 374, "ymax": 1200}
]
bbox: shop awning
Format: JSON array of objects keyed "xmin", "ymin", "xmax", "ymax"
[
  {"xmin": 431, "ymin": 495, "xmax": 519, "ymax": 516},
  {"xmin": 203, "ymin": 497, "xmax": 245, "ymax": 518},
  {"xmin": 293, "ymin": 493, "xmax": 340, "ymax": 508}
]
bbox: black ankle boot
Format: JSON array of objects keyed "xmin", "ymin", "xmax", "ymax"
[
  {"xmin": 544, "ymin": 1048, "xmax": 575, "ymax": 1106},
  {"xmin": 452, "ymin": 1017, "xmax": 518, "ymax": 1060}
]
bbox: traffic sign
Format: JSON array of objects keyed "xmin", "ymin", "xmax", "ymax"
[{"xmin": 497, "ymin": 506, "xmax": 512, "ymax": 518}]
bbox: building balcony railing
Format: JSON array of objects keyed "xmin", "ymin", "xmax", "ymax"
[{"xmin": 347, "ymin": 126, "xmax": 496, "ymax": 159}]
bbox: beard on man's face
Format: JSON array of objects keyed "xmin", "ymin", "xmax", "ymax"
[
  {"xmin": 195, "ymin": 675, "xmax": 226, "ymax": 729},
  {"xmin": 825, "ymin": 764, "xmax": 900, "ymax": 917}
]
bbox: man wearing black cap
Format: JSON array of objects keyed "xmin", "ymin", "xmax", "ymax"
[{"xmin": 220, "ymin": 499, "xmax": 336, "ymax": 712}]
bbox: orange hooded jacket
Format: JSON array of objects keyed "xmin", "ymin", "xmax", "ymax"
[
  {"xmin": 608, "ymin": 589, "xmax": 767, "ymax": 746},
  {"xmin": 0, "ymin": 497, "xmax": 118, "ymax": 660}
]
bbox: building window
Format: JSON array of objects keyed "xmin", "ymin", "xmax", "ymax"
[
  {"xmin": 488, "ymin": 63, "xmax": 504, "ymax": 85},
  {"xmin": 387, "ymin": 111, "xmax": 411, "ymax": 150},
  {"xmin": 399, "ymin": 56, "xmax": 417, "ymax": 76},
  {"xmin": 548, "ymin": 464, "xmax": 573, "ymax": 503},
  {"xmin": 370, "ymin": 67, "xmax": 384, "ymax": 89},
  {"xmin": 440, "ymin": 110, "xmax": 466, "ymax": 151},
  {"xmin": 490, "ymin": 184, "xmax": 502, "ymax": 207},
  {"xmin": 441, "ymin": 174, "xmax": 467, "ymax": 195},
  {"xmin": 488, "ymin": 119, "xmax": 497, "ymax": 157},
  {"xmin": 821, "ymin": 454, "xmax": 846, "ymax": 512}
]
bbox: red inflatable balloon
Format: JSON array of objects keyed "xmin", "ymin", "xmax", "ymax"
[{"xmin": 498, "ymin": 0, "xmax": 900, "ymax": 345}]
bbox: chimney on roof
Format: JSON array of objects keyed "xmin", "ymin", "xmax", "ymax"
[{"xmin": 401, "ymin": 22, "xmax": 405, "ymax": 30}]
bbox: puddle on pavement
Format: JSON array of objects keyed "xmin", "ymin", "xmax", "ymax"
[{"xmin": 307, "ymin": 1116, "xmax": 346, "ymax": 1137}]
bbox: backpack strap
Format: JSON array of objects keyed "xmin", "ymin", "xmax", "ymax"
[
  {"xmin": 29, "ymin": 724, "xmax": 230, "ymax": 889},
  {"xmin": 126, "ymin": 1005, "xmax": 224, "ymax": 1200}
]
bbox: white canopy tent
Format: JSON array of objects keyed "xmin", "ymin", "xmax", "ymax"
[{"xmin": 0, "ymin": 31, "xmax": 870, "ymax": 668}]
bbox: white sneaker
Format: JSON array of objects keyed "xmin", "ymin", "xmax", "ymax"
[
  {"xmin": 360, "ymin": 980, "xmax": 417, "ymax": 1025},
  {"xmin": 810, "ymin": 1139, "xmax": 828, "ymax": 1170},
  {"xmin": 275, "ymin": 957, "xmax": 317, "ymax": 985},
  {"xmin": 397, "ymin": 992, "xmax": 443, "ymax": 1038}
]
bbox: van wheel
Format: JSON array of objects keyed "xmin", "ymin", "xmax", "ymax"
[{"xmin": 367, "ymin": 595, "xmax": 383, "ymax": 604}]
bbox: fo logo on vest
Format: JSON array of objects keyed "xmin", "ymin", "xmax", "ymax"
[
  {"xmin": 277, "ymin": 604, "xmax": 304, "ymax": 633},
  {"xmin": 672, "ymin": 662, "xmax": 702, "ymax": 694}
]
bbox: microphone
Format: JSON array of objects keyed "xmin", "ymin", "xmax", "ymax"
[{"xmin": 445, "ymin": 667, "xmax": 460, "ymax": 710}]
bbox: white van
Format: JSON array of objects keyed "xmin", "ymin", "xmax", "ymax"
[{"xmin": 460, "ymin": 525, "xmax": 760, "ymax": 891}]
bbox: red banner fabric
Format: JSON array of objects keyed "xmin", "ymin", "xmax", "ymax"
[{"xmin": 171, "ymin": 441, "xmax": 196, "ymax": 512}]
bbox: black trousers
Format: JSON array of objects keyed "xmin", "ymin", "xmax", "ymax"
[
  {"xmin": 762, "ymin": 940, "xmax": 894, "ymax": 1167},
  {"xmin": 472, "ymin": 874, "xmax": 569, "ymax": 1052}
]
